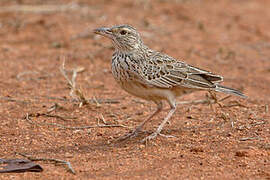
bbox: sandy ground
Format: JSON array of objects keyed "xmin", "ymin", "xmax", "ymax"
[{"xmin": 0, "ymin": 0, "xmax": 269, "ymax": 179}]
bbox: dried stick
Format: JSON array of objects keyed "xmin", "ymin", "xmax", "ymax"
[
  {"xmin": 26, "ymin": 112, "xmax": 76, "ymax": 121},
  {"xmin": 0, "ymin": 96, "xmax": 29, "ymax": 104},
  {"xmin": 17, "ymin": 152, "xmax": 75, "ymax": 174},
  {"xmin": 0, "ymin": 96, "xmax": 120, "ymax": 104},
  {"xmin": 239, "ymin": 137, "xmax": 260, "ymax": 141},
  {"xmin": 25, "ymin": 113, "xmax": 130, "ymax": 130},
  {"xmin": 59, "ymin": 58, "xmax": 88, "ymax": 106}
]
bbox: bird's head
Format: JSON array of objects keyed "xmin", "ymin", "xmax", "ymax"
[{"xmin": 94, "ymin": 25, "xmax": 143, "ymax": 52}]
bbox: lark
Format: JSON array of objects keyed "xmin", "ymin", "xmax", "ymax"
[{"xmin": 94, "ymin": 25, "xmax": 246, "ymax": 142}]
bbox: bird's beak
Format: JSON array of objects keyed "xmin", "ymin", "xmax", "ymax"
[{"xmin": 93, "ymin": 27, "xmax": 113, "ymax": 38}]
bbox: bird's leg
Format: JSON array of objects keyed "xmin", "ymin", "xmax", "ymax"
[
  {"xmin": 116, "ymin": 102, "xmax": 163, "ymax": 141},
  {"xmin": 141, "ymin": 103, "xmax": 177, "ymax": 142}
]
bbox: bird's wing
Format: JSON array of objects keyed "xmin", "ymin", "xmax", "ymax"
[{"xmin": 139, "ymin": 52, "xmax": 223, "ymax": 90}]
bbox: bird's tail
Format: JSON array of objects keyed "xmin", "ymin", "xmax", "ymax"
[{"xmin": 215, "ymin": 85, "xmax": 247, "ymax": 98}]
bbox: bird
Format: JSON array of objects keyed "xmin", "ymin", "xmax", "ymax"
[{"xmin": 93, "ymin": 24, "xmax": 247, "ymax": 142}]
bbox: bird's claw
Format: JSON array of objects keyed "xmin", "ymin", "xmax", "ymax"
[
  {"xmin": 141, "ymin": 132, "xmax": 175, "ymax": 143},
  {"xmin": 116, "ymin": 128, "xmax": 141, "ymax": 141}
]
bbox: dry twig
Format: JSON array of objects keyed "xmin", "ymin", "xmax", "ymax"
[
  {"xmin": 24, "ymin": 113, "xmax": 130, "ymax": 130},
  {"xmin": 59, "ymin": 58, "xmax": 88, "ymax": 106},
  {"xmin": 93, "ymin": 96, "xmax": 101, "ymax": 107},
  {"xmin": 0, "ymin": 96, "xmax": 120, "ymax": 105},
  {"xmin": 239, "ymin": 137, "xmax": 260, "ymax": 141},
  {"xmin": 0, "ymin": 96, "xmax": 29, "ymax": 104},
  {"xmin": 16, "ymin": 152, "xmax": 75, "ymax": 174},
  {"xmin": 26, "ymin": 112, "xmax": 76, "ymax": 121}
]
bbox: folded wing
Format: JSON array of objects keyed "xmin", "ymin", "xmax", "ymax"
[{"xmin": 140, "ymin": 52, "xmax": 223, "ymax": 90}]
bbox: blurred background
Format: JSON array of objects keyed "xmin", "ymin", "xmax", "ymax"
[
  {"xmin": 0, "ymin": 0, "xmax": 269, "ymax": 179},
  {"xmin": 1, "ymin": 0, "xmax": 270, "ymax": 99}
]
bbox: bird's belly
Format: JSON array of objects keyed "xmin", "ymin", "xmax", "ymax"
[
  {"xmin": 117, "ymin": 80, "xmax": 177, "ymax": 102},
  {"xmin": 111, "ymin": 60, "xmax": 194, "ymax": 102}
]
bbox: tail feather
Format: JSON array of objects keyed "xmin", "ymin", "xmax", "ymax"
[{"xmin": 215, "ymin": 85, "xmax": 247, "ymax": 98}]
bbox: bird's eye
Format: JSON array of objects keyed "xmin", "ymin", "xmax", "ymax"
[{"xmin": 120, "ymin": 30, "xmax": 127, "ymax": 35}]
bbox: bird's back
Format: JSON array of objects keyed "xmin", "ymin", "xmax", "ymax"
[{"xmin": 132, "ymin": 49, "xmax": 223, "ymax": 90}]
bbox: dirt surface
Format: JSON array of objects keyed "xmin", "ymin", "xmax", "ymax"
[{"xmin": 0, "ymin": 0, "xmax": 270, "ymax": 179}]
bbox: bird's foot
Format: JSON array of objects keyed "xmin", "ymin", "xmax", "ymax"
[
  {"xmin": 141, "ymin": 132, "xmax": 175, "ymax": 143},
  {"xmin": 116, "ymin": 127, "xmax": 142, "ymax": 141}
]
